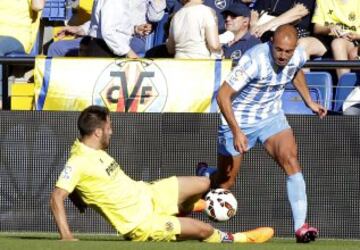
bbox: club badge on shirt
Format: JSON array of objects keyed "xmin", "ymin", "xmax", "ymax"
[
  {"xmin": 230, "ymin": 67, "xmax": 247, "ymax": 84},
  {"xmin": 60, "ymin": 165, "xmax": 73, "ymax": 180}
]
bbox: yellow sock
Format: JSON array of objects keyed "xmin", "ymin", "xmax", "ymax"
[
  {"xmin": 203, "ymin": 229, "xmax": 222, "ymax": 243},
  {"xmin": 203, "ymin": 229, "xmax": 234, "ymax": 243},
  {"xmin": 233, "ymin": 232, "xmax": 248, "ymax": 243}
]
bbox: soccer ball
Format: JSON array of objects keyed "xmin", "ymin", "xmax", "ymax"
[{"xmin": 204, "ymin": 188, "xmax": 237, "ymax": 222}]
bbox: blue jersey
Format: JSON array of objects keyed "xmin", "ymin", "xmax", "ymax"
[{"xmin": 222, "ymin": 42, "xmax": 307, "ymax": 127}]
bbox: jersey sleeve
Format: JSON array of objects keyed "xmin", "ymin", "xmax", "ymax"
[
  {"xmin": 55, "ymin": 162, "xmax": 82, "ymax": 193},
  {"xmin": 225, "ymin": 53, "xmax": 259, "ymax": 92}
]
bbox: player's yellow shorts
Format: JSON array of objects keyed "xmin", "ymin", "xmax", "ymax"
[{"xmin": 125, "ymin": 176, "xmax": 181, "ymax": 242}]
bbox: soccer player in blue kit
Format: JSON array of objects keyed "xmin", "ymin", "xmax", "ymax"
[{"xmin": 197, "ymin": 24, "xmax": 327, "ymax": 243}]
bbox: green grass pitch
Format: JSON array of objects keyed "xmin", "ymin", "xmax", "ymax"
[{"xmin": 1, "ymin": 233, "xmax": 360, "ymax": 250}]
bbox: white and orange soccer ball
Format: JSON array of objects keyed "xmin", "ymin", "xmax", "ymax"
[{"xmin": 204, "ymin": 188, "xmax": 237, "ymax": 222}]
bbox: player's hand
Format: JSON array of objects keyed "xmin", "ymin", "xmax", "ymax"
[
  {"xmin": 309, "ymin": 102, "xmax": 327, "ymax": 119},
  {"xmin": 233, "ymin": 130, "xmax": 248, "ymax": 154}
]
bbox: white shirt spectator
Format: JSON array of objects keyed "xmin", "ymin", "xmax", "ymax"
[
  {"xmin": 131, "ymin": 0, "xmax": 166, "ymax": 26},
  {"xmin": 168, "ymin": 4, "xmax": 219, "ymax": 59},
  {"xmin": 88, "ymin": 0, "xmax": 133, "ymax": 56}
]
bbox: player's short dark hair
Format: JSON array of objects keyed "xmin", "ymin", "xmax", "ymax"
[{"xmin": 77, "ymin": 105, "xmax": 110, "ymax": 137}]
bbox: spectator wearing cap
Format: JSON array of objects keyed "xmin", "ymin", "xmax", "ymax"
[
  {"xmin": 221, "ymin": 2, "xmax": 261, "ymax": 65},
  {"xmin": 203, "ymin": 0, "xmax": 236, "ymax": 34},
  {"xmin": 166, "ymin": 1, "xmax": 251, "ymax": 34},
  {"xmin": 166, "ymin": 0, "xmax": 221, "ymax": 59}
]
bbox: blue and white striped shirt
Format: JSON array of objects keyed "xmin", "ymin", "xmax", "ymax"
[{"xmin": 222, "ymin": 42, "xmax": 307, "ymax": 127}]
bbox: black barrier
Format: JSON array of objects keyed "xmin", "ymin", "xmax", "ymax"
[{"xmin": 0, "ymin": 112, "xmax": 359, "ymax": 239}]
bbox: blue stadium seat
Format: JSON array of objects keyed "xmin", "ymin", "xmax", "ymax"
[
  {"xmin": 42, "ymin": 0, "xmax": 72, "ymax": 21},
  {"xmin": 333, "ymin": 73, "xmax": 360, "ymax": 112},
  {"xmin": 282, "ymin": 72, "xmax": 333, "ymax": 114}
]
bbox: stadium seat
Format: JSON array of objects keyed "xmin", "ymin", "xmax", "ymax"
[
  {"xmin": 282, "ymin": 72, "xmax": 333, "ymax": 114},
  {"xmin": 42, "ymin": 0, "xmax": 72, "ymax": 21},
  {"xmin": 333, "ymin": 73, "xmax": 360, "ymax": 112}
]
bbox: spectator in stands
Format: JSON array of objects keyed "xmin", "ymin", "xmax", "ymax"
[
  {"xmin": 0, "ymin": 0, "xmax": 45, "ymax": 108},
  {"xmin": 312, "ymin": 0, "xmax": 360, "ymax": 78},
  {"xmin": 250, "ymin": 0, "xmax": 326, "ymax": 59},
  {"xmin": 48, "ymin": 0, "xmax": 166, "ymax": 58},
  {"xmin": 50, "ymin": 105, "xmax": 275, "ymax": 243},
  {"xmin": 221, "ymin": 2, "xmax": 261, "ymax": 65},
  {"xmin": 81, "ymin": 0, "xmax": 137, "ymax": 58},
  {"xmin": 203, "ymin": 0, "xmax": 239, "ymax": 34},
  {"xmin": 166, "ymin": 0, "xmax": 221, "ymax": 58},
  {"xmin": 167, "ymin": 1, "xmax": 246, "ymax": 35}
]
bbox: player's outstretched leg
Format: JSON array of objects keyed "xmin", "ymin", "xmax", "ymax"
[
  {"xmin": 204, "ymin": 227, "xmax": 275, "ymax": 243},
  {"xmin": 178, "ymin": 217, "xmax": 274, "ymax": 243}
]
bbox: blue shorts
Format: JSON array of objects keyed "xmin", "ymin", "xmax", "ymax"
[{"xmin": 218, "ymin": 112, "xmax": 290, "ymax": 156}]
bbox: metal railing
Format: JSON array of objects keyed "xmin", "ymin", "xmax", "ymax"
[{"xmin": 1, "ymin": 57, "xmax": 360, "ymax": 110}]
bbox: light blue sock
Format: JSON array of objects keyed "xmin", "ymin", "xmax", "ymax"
[{"xmin": 287, "ymin": 172, "xmax": 307, "ymax": 232}]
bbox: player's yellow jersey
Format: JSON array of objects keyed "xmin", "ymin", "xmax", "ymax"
[
  {"xmin": 56, "ymin": 139, "xmax": 153, "ymax": 235},
  {"xmin": 312, "ymin": 0, "xmax": 360, "ymax": 34}
]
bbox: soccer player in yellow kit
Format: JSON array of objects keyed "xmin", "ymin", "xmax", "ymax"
[{"xmin": 50, "ymin": 105, "xmax": 274, "ymax": 243}]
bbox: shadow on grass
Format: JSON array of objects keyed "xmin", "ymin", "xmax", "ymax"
[{"xmin": 2, "ymin": 234, "xmax": 122, "ymax": 242}]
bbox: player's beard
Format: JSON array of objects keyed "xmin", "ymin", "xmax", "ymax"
[{"xmin": 100, "ymin": 134, "xmax": 110, "ymax": 150}]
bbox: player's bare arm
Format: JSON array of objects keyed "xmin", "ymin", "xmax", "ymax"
[
  {"xmin": 292, "ymin": 69, "xmax": 327, "ymax": 118},
  {"xmin": 50, "ymin": 187, "xmax": 78, "ymax": 241},
  {"xmin": 217, "ymin": 82, "xmax": 248, "ymax": 153}
]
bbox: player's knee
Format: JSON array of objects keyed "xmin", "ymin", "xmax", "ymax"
[
  {"xmin": 198, "ymin": 176, "xmax": 211, "ymax": 192},
  {"xmin": 198, "ymin": 223, "xmax": 214, "ymax": 239},
  {"xmin": 278, "ymin": 149, "xmax": 298, "ymax": 168}
]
